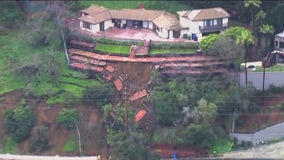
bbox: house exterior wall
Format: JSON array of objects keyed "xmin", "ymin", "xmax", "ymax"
[
  {"xmin": 143, "ymin": 21, "xmax": 149, "ymax": 28},
  {"xmin": 104, "ymin": 20, "xmax": 114, "ymax": 30},
  {"xmin": 179, "ymin": 16, "xmax": 229, "ymax": 41},
  {"xmin": 148, "ymin": 22, "xmax": 153, "ymax": 29},
  {"xmin": 79, "ymin": 21, "xmax": 99, "ymax": 33},
  {"xmin": 223, "ymin": 17, "xmax": 229, "ymax": 25},
  {"xmin": 156, "ymin": 27, "xmax": 169, "ymax": 39},
  {"xmin": 180, "ymin": 29, "xmax": 189, "ymax": 38},
  {"xmin": 91, "ymin": 23, "xmax": 100, "ymax": 32}
]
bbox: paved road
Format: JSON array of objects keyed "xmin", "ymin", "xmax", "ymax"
[
  {"xmin": 231, "ymin": 122, "xmax": 284, "ymax": 145},
  {"xmin": 0, "ymin": 154, "xmax": 98, "ymax": 160},
  {"xmin": 223, "ymin": 141, "xmax": 284, "ymax": 158},
  {"xmin": 239, "ymin": 71, "xmax": 284, "ymax": 90}
]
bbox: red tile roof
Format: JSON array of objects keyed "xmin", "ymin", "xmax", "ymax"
[
  {"xmin": 135, "ymin": 109, "xmax": 147, "ymax": 122},
  {"xmin": 113, "ymin": 79, "xmax": 123, "ymax": 91},
  {"xmin": 129, "ymin": 89, "xmax": 147, "ymax": 101},
  {"xmin": 105, "ymin": 65, "xmax": 115, "ymax": 72}
]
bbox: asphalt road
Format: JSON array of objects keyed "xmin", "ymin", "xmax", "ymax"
[
  {"xmin": 0, "ymin": 154, "xmax": 98, "ymax": 160},
  {"xmin": 223, "ymin": 141, "xmax": 284, "ymax": 159}
]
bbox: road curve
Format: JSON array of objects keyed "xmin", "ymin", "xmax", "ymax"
[{"xmin": 0, "ymin": 154, "xmax": 98, "ymax": 160}]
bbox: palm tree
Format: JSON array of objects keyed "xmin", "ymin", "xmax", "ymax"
[
  {"xmin": 260, "ymin": 24, "xmax": 275, "ymax": 93},
  {"xmin": 244, "ymin": 0, "xmax": 262, "ymax": 34},
  {"xmin": 255, "ymin": 10, "xmax": 266, "ymax": 46},
  {"xmin": 260, "ymin": 24, "xmax": 275, "ymax": 50},
  {"xmin": 237, "ymin": 29, "xmax": 254, "ymax": 86}
]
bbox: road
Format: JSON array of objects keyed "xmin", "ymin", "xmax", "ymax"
[
  {"xmin": 0, "ymin": 154, "xmax": 98, "ymax": 160},
  {"xmin": 223, "ymin": 141, "xmax": 284, "ymax": 158},
  {"xmin": 231, "ymin": 121, "xmax": 284, "ymax": 145}
]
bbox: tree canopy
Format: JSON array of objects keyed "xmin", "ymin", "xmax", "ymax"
[{"xmin": 4, "ymin": 99, "xmax": 35, "ymax": 142}]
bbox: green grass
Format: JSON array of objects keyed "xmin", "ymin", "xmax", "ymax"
[
  {"xmin": 0, "ymin": 30, "xmax": 32, "ymax": 95},
  {"xmin": 4, "ymin": 137, "xmax": 18, "ymax": 154},
  {"xmin": 79, "ymin": 1, "xmax": 193, "ymax": 14},
  {"xmin": 211, "ymin": 138, "xmax": 233, "ymax": 155},
  {"xmin": 64, "ymin": 139, "xmax": 77, "ymax": 152},
  {"xmin": 149, "ymin": 48, "xmax": 196, "ymax": 54},
  {"xmin": 255, "ymin": 64, "xmax": 284, "ymax": 72},
  {"xmin": 95, "ymin": 43, "xmax": 130, "ymax": 54}
]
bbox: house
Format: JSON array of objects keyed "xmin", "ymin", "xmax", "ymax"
[
  {"xmin": 274, "ymin": 31, "xmax": 284, "ymax": 51},
  {"xmin": 78, "ymin": 5, "xmax": 188, "ymax": 39},
  {"xmin": 177, "ymin": 7, "xmax": 230, "ymax": 41}
]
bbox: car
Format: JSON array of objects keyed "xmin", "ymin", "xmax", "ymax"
[{"xmin": 247, "ymin": 65, "xmax": 256, "ymax": 71}]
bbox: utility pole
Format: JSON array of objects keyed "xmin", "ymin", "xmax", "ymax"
[{"xmin": 75, "ymin": 122, "xmax": 82, "ymax": 154}]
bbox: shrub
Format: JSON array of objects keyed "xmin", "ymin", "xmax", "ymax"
[
  {"xmin": 4, "ymin": 137, "xmax": 18, "ymax": 154},
  {"xmin": 4, "ymin": 100, "xmax": 35, "ymax": 142},
  {"xmin": 82, "ymin": 83, "xmax": 116, "ymax": 107},
  {"xmin": 56, "ymin": 108, "xmax": 79, "ymax": 129},
  {"xmin": 64, "ymin": 139, "xmax": 77, "ymax": 152},
  {"xmin": 29, "ymin": 125, "xmax": 49, "ymax": 153}
]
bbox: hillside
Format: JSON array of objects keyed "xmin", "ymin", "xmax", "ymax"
[{"xmin": 2, "ymin": 1, "xmax": 284, "ymax": 159}]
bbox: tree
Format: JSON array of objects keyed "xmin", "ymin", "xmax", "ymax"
[
  {"xmin": 0, "ymin": 1, "xmax": 25, "ymax": 28},
  {"xmin": 152, "ymin": 92, "xmax": 180, "ymax": 126},
  {"xmin": 260, "ymin": 24, "xmax": 274, "ymax": 93},
  {"xmin": 209, "ymin": 36, "xmax": 245, "ymax": 66},
  {"xmin": 82, "ymin": 83, "xmax": 116, "ymax": 107},
  {"xmin": 56, "ymin": 108, "xmax": 79, "ymax": 129},
  {"xmin": 243, "ymin": 0, "xmax": 262, "ymax": 34},
  {"xmin": 199, "ymin": 34, "xmax": 221, "ymax": 54},
  {"xmin": 260, "ymin": 24, "xmax": 275, "ymax": 51},
  {"xmin": 217, "ymin": 83, "xmax": 259, "ymax": 132},
  {"xmin": 29, "ymin": 125, "xmax": 49, "ymax": 153},
  {"xmin": 107, "ymin": 128, "xmax": 159, "ymax": 160},
  {"xmin": 267, "ymin": 3, "xmax": 284, "ymax": 34},
  {"xmin": 193, "ymin": 99, "xmax": 217, "ymax": 126},
  {"xmin": 236, "ymin": 29, "xmax": 254, "ymax": 85},
  {"xmin": 4, "ymin": 99, "xmax": 35, "ymax": 142}
]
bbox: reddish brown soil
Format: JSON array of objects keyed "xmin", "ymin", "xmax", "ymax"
[
  {"xmin": 0, "ymin": 90, "xmax": 104, "ymax": 156},
  {"xmin": 0, "ymin": 61, "xmax": 154, "ymax": 157},
  {"xmin": 236, "ymin": 92, "xmax": 284, "ymax": 132},
  {"xmin": 152, "ymin": 144, "xmax": 205, "ymax": 158}
]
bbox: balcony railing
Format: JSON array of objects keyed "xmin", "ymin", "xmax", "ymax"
[{"xmin": 199, "ymin": 23, "xmax": 228, "ymax": 33}]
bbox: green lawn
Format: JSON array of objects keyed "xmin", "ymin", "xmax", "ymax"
[
  {"xmin": 149, "ymin": 48, "xmax": 196, "ymax": 54},
  {"xmin": 211, "ymin": 138, "xmax": 233, "ymax": 155},
  {"xmin": 79, "ymin": 1, "xmax": 193, "ymax": 14},
  {"xmin": 0, "ymin": 29, "xmax": 104, "ymax": 105},
  {"xmin": 95, "ymin": 43, "xmax": 130, "ymax": 55},
  {"xmin": 255, "ymin": 64, "xmax": 284, "ymax": 72}
]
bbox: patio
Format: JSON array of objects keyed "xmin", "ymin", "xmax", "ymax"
[{"xmin": 80, "ymin": 27, "xmax": 192, "ymax": 42}]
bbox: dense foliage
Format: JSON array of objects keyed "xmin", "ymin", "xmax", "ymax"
[
  {"xmin": 29, "ymin": 125, "xmax": 49, "ymax": 153},
  {"xmin": 0, "ymin": 1, "xmax": 25, "ymax": 28},
  {"xmin": 56, "ymin": 108, "xmax": 80, "ymax": 129},
  {"xmin": 4, "ymin": 100, "xmax": 35, "ymax": 142},
  {"xmin": 82, "ymin": 83, "xmax": 116, "ymax": 107}
]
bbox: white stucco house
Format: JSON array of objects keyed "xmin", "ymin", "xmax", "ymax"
[
  {"xmin": 177, "ymin": 7, "xmax": 230, "ymax": 41},
  {"xmin": 78, "ymin": 5, "xmax": 230, "ymax": 41},
  {"xmin": 78, "ymin": 5, "xmax": 188, "ymax": 39}
]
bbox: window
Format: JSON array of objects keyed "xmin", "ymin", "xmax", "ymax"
[
  {"xmin": 217, "ymin": 18, "xmax": 222, "ymax": 26},
  {"xmin": 83, "ymin": 21, "xmax": 91, "ymax": 29}
]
